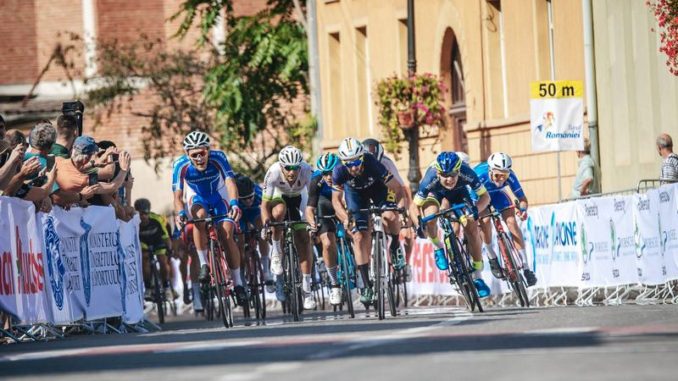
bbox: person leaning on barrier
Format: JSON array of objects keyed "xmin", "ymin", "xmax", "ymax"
[
  {"xmin": 657, "ymin": 133, "xmax": 678, "ymax": 182},
  {"xmin": 51, "ymin": 135, "xmax": 131, "ymax": 208},
  {"xmin": 571, "ymin": 138, "xmax": 598, "ymax": 198},
  {"xmin": 87, "ymin": 140, "xmax": 135, "ymax": 220}
]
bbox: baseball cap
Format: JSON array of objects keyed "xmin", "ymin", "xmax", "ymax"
[{"xmin": 73, "ymin": 136, "xmax": 98, "ymax": 155}]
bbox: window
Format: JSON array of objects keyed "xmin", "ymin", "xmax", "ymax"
[{"xmin": 328, "ymin": 32, "xmax": 343, "ymax": 137}]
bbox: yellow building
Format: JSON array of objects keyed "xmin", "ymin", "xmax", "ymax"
[{"xmin": 316, "ymin": 0, "xmax": 591, "ymax": 205}]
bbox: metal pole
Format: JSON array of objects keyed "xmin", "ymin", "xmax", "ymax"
[
  {"xmin": 582, "ymin": 0, "xmax": 601, "ymax": 193},
  {"xmin": 406, "ymin": 0, "xmax": 421, "ymax": 195},
  {"xmin": 547, "ymin": 0, "xmax": 562, "ymax": 201},
  {"xmin": 307, "ymin": 0, "xmax": 324, "ymax": 157}
]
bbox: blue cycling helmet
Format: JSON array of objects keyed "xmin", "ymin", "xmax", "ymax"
[
  {"xmin": 434, "ymin": 151, "xmax": 462, "ymax": 174},
  {"xmin": 316, "ymin": 152, "xmax": 339, "ymax": 172}
]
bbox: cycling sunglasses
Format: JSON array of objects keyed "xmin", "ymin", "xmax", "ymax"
[
  {"xmin": 321, "ymin": 170, "xmax": 333, "ymax": 176},
  {"xmin": 343, "ymin": 158, "xmax": 363, "ymax": 168},
  {"xmin": 438, "ymin": 170, "xmax": 460, "ymax": 178},
  {"xmin": 189, "ymin": 150, "xmax": 208, "ymax": 159},
  {"xmin": 284, "ymin": 164, "xmax": 301, "ymax": 171}
]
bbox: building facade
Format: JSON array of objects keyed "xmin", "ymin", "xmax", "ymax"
[{"xmin": 315, "ymin": 0, "xmax": 601, "ymax": 205}]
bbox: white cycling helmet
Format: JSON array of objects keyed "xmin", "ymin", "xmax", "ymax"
[
  {"xmin": 487, "ymin": 152, "xmax": 512, "ymax": 171},
  {"xmin": 278, "ymin": 145, "xmax": 303, "ymax": 166},
  {"xmin": 362, "ymin": 138, "xmax": 384, "ymax": 161},
  {"xmin": 183, "ymin": 130, "xmax": 210, "ymax": 150},
  {"xmin": 456, "ymin": 151, "xmax": 470, "ymax": 165},
  {"xmin": 337, "ymin": 137, "xmax": 364, "ymax": 161}
]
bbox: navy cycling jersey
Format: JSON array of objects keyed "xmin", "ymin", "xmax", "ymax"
[
  {"xmin": 307, "ymin": 171, "xmax": 333, "ymax": 207},
  {"xmin": 171, "ymin": 150, "xmax": 235, "ymax": 195},
  {"xmin": 414, "ymin": 161, "xmax": 486, "ymax": 206},
  {"xmin": 332, "ymin": 153, "xmax": 393, "ymax": 191},
  {"xmin": 474, "ymin": 162, "xmax": 525, "ymax": 199},
  {"xmin": 242, "ymin": 183, "xmax": 263, "ymax": 213}
]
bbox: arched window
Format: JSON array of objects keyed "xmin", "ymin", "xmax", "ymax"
[{"xmin": 440, "ymin": 28, "xmax": 467, "ymax": 153}]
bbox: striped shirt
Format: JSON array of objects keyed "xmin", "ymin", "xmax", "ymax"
[{"xmin": 661, "ymin": 153, "xmax": 678, "ymax": 182}]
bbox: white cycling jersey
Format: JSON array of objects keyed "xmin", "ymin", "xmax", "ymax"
[
  {"xmin": 380, "ymin": 155, "xmax": 405, "ymax": 186},
  {"xmin": 262, "ymin": 162, "xmax": 313, "ymax": 200}
]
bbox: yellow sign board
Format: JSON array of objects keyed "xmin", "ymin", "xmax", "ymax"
[{"xmin": 530, "ymin": 80, "xmax": 583, "ymax": 99}]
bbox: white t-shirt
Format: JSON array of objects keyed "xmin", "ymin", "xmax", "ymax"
[{"xmin": 380, "ymin": 155, "xmax": 405, "ymax": 186}]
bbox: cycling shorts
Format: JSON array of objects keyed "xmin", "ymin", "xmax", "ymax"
[{"xmin": 185, "ymin": 186, "xmax": 233, "ymax": 224}]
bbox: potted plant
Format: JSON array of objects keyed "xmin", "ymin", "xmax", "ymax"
[{"xmin": 375, "ymin": 73, "xmax": 447, "ymax": 156}]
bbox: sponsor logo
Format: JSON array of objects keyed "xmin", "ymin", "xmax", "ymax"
[
  {"xmin": 536, "ymin": 111, "xmax": 556, "ymax": 133},
  {"xmin": 80, "ymin": 218, "xmax": 93, "ymax": 306},
  {"xmin": 614, "ymin": 199, "xmax": 625, "ymax": 212},
  {"xmin": 579, "ymin": 224, "xmax": 593, "ymax": 265},
  {"xmin": 659, "ymin": 191, "xmax": 670, "ymax": 203},
  {"xmin": 44, "ymin": 216, "xmax": 66, "ymax": 310},
  {"xmin": 633, "ymin": 215, "xmax": 646, "ymax": 259},
  {"xmin": 584, "ymin": 203, "xmax": 598, "ymax": 217},
  {"xmin": 610, "ymin": 218, "xmax": 620, "ymax": 263},
  {"xmin": 116, "ymin": 230, "xmax": 127, "ymax": 316},
  {"xmin": 637, "ymin": 198, "xmax": 650, "ymax": 211}
]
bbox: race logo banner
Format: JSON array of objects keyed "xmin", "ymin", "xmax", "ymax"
[
  {"xmin": 633, "ymin": 191, "xmax": 664, "ymax": 285},
  {"xmin": 408, "ymin": 239, "xmax": 457, "ymax": 296},
  {"xmin": 547, "ymin": 201, "xmax": 580, "ymax": 287},
  {"xmin": 530, "ymin": 80, "xmax": 584, "ymax": 152},
  {"xmin": 523, "ymin": 205, "xmax": 552, "ymax": 288}
]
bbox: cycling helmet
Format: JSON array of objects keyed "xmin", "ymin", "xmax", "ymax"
[
  {"xmin": 134, "ymin": 198, "xmax": 151, "ymax": 213},
  {"xmin": 434, "ymin": 152, "xmax": 462, "ymax": 174},
  {"xmin": 456, "ymin": 151, "xmax": 470, "ymax": 165},
  {"xmin": 316, "ymin": 152, "xmax": 339, "ymax": 172},
  {"xmin": 234, "ymin": 173, "xmax": 256, "ymax": 199},
  {"xmin": 183, "ymin": 130, "xmax": 210, "ymax": 150},
  {"xmin": 337, "ymin": 137, "xmax": 364, "ymax": 161},
  {"xmin": 278, "ymin": 145, "xmax": 303, "ymax": 166},
  {"xmin": 487, "ymin": 152, "xmax": 512, "ymax": 171},
  {"xmin": 362, "ymin": 138, "xmax": 384, "ymax": 161}
]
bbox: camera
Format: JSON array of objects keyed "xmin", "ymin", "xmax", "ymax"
[
  {"xmin": 88, "ymin": 171, "xmax": 98, "ymax": 186},
  {"xmin": 110, "ymin": 153, "xmax": 120, "ymax": 162},
  {"xmin": 62, "ymin": 100, "xmax": 85, "ymax": 136}
]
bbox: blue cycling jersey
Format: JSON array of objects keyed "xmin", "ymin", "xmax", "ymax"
[
  {"xmin": 171, "ymin": 150, "xmax": 235, "ymax": 195},
  {"xmin": 473, "ymin": 162, "xmax": 525, "ymax": 199},
  {"xmin": 311, "ymin": 170, "xmax": 333, "ymax": 199},
  {"xmin": 414, "ymin": 161, "xmax": 486, "ymax": 206},
  {"xmin": 332, "ymin": 153, "xmax": 393, "ymax": 191}
]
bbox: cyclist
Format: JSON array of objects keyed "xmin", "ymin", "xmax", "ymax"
[
  {"xmin": 171, "ymin": 130, "xmax": 247, "ymax": 307},
  {"xmin": 411, "ymin": 151, "xmax": 492, "ymax": 298},
  {"xmin": 363, "ymin": 138, "xmax": 413, "ymax": 281},
  {"xmin": 234, "ymin": 173, "xmax": 274, "ymax": 292},
  {"xmin": 135, "ymin": 198, "xmax": 174, "ymax": 301},
  {"xmin": 331, "ymin": 137, "xmax": 406, "ymax": 304},
  {"xmin": 475, "ymin": 152, "xmax": 537, "ymax": 286},
  {"xmin": 305, "ymin": 152, "xmax": 342, "ymax": 306},
  {"xmin": 260, "ymin": 145, "xmax": 316, "ymax": 309}
]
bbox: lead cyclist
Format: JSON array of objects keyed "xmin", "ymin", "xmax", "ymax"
[{"xmin": 172, "ymin": 130, "xmax": 247, "ymax": 306}]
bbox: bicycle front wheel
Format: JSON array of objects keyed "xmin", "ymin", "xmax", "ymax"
[
  {"xmin": 339, "ymin": 239, "xmax": 355, "ymax": 318},
  {"xmin": 500, "ymin": 234, "xmax": 530, "ymax": 308},
  {"xmin": 151, "ymin": 260, "xmax": 165, "ymax": 324},
  {"xmin": 213, "ymin": 255, "xmax": 232, "ymax": 328}
]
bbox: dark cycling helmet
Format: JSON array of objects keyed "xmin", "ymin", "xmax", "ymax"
[
  {"xmin": 235, "ymin": 173, "xmax": 256, "ymax": 199},
  {"xmin": 434, "ymin": 152, "xmax": 462, "ymax": 174},
  {"xmin": 362, "ymin": 138, "xmax": 384, "ymax": 161},
  {"xmin": 134, "ymin": 198, "xmax": 151, "ymax": 213},
  {"xmin": 316, "ymin": 152, "xmax": 339, "ymax": 172}
]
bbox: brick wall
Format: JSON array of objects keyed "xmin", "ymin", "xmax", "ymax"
[
  {"xmin": 96, "ymin": 0, "xmax": 166, "ymax": 46},
  {"xmin": 36, "ymin": 0, "xmax": 85, "ymax": 82},
  {"xmin": 0, "ymin": 0, "xmax": 38, "ymax": 85}
]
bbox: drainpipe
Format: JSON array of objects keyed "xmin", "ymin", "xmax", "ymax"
[
  {"xmin": 582, "ymin": 0, "xmax": 601, "ymax": 192},
  {"xmin": 307, "ymin": 0, "xmax": 324, "ymax": 157}
]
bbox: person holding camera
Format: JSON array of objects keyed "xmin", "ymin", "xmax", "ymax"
[{"xmin": 51, "ymin": 135, "xmax": 131, "ymax": 208}]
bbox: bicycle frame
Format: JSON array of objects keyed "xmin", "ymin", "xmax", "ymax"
[
  {"xmin": 335, "ymin": 221, "xmax": 356, "ymax": 318},
  {"xmin": 268, "ymin": 219, "xmax": 309, "ymax": 322}
]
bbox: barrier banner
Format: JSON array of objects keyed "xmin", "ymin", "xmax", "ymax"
[
  {"xmin": 633, "ymin": 191, "xmax": 664, "ymax": 285},
  {"xmin": 0, "ymin": 197, "xmax": 50, "ymax": 324},
  {"xmin": 79, "ymin": 206, "xmax": 123, "ymax": 320},
  {"xmin": 577, "ymin": 197, "xmax": 615, "ymax": 287},
  {"xmin": 408, "ymin": 239, "xmax": 456, "ymax": 296},
  {"xmin": 40, "ymin": 209, "xmax": 83, "ymax": 324},
  {"xmin": 609, "ymin": 196, "xmax": 639, "ymax": 285},
  {"xmin": 118, "ymin": 216, "xmax": 144, "ymax": 324},
  {"xmin": 658, "ymin": 185, "xmax": 678, "ymax": 281},
  {"xmin": 547, "ymin": 202, "xmax": 580, "ymax": 287},
  {"xmin": 523, "ymin": 207, "xmax": 551, "ymax": 288}
]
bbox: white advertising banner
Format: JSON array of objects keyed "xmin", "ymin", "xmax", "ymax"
[
  {"xmin": 0, "ymin": 197, "xmax": 50, "ymax": 324},
  {"xmin": 632, "ymin": 191, "xmax": 665, "ymax": 285},
  {"xmin": 577, "ymin": 197, "xmax": 615, "ymax": 287},
  {"xmin": 523, "ymin": 205, "xmax": 554, "ymax": 289},
  {"xmin": 80, "ymin": 206, "xmax": 124, "ymax": 321},
  {"xmin": 657, "ymin": 185, "xmax": 678, "ymax": 280},
  {"xmin": 609, "ymin": 196, "xmax": 639, "ymax": 285},
  {"xmin": 118, "ymin": 216, "xmax": 144, "ymax": 324},
  {"xmin": 547, "ymin": 201, "xmax": 581, "ymax": 287},
  {"xmin": 530, "ymin": 81, "xmax": 585, "ymax": 152}
]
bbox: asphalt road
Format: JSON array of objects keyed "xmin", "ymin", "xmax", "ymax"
[{"xmin": 2, "ymin": 303, "xmax": 678, "ymax": 381}]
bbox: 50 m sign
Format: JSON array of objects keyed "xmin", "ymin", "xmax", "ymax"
[{"xmin": 530, "ymin": 80, "xmax": 584, "ymax": 152}]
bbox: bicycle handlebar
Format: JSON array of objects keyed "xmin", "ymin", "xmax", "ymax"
[
  {"xmin": 184, "ymin": 214, "xmax": 231, "ymax": 224},
  {"xmin": 420, "ymin": 202, "xmax": 471, "ymax": 224},
  {"xmin": 267, "ymin": 220, "xmax": 311, "ymax": 228}
]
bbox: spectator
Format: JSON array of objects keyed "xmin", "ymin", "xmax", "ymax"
[
  {"xmin": 657, "ymin": 133, "xmax": 678, "ymax": 182},
  {"xmin": 4, "ymin": 129, "xmax": 26, "ymax": 149},
  {"xmin": 51, "ymin": 135, "xmax": 130, "ymax": 208},
  {"xmin": 0, "ymin": 114, "xmax": 5, "ymax": 140},
  {"xmin": 0, "ymin": 142, "xmax": 55, "ymax": 202},
  {"xmin": 0, "ymin": 140, "xmax": 16, "ymax": 192},
  {"xmin": 90, "ymin": 140, "xmax": 135, "ymax": 220},
  {"xmin": 24, "ymin": 122, "xmax": 58, "ymax": 211},
  {"xmin": 50, "ymin": 114, "xmax": 78, "ymax": 158},
  {"xmin": 571, "ymin": 138, "xmax": 598, "ymax": 198}
]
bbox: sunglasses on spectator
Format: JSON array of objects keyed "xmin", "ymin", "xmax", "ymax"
[
  {"xmin": 343, "ymin": 158, "xmax": 363, "ymax": 168},
  {"xmin": 189, "ymin": 150, "xmax": 208, "ymax": 159},
  {"xmin": 284, "ymin": 165, "xmax": 300, "ymax": 171}
]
